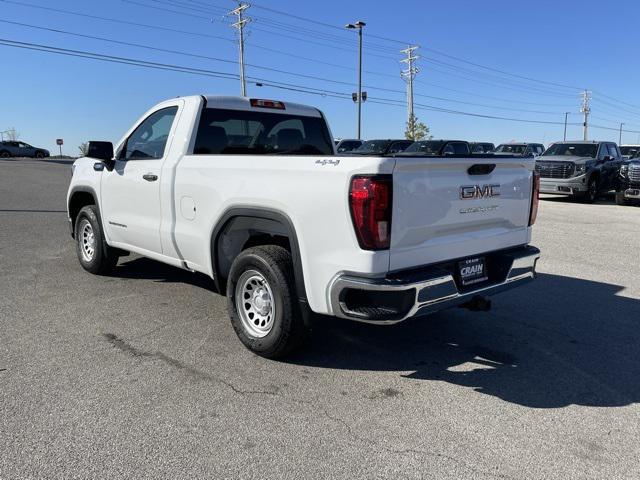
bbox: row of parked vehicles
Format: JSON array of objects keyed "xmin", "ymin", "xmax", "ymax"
[{"xmin": 335, "ymin": 138, "xmax": 640, "ymax": 206}]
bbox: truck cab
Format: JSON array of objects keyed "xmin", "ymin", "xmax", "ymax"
[{"xmin": 495, "ymin": 143, "xmax": 544, "ymax": 157}]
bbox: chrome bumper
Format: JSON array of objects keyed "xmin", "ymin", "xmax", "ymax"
[
  {"xmin": 624, "ymin": 188, "xmax": 640, "ymax": 199},
  {"xmin": 329, "ymin": 246, "xmax": 540, "ymax": 324},
  {"xmin": 539, "ymin": 176, "xmax": 586, "ymax": 195}
]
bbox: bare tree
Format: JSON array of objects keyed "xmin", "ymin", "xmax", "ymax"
[
  {"xmin": 78, "ymin": 142, "xmax": 89, "ymax": 157},
  {"xmin": 4, "ymin": 127, "xmax": 20, "ymax": 141}
]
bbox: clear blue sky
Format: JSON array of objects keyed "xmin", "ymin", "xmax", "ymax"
[{"xmin": 2, "ymin": 0, "xmax": 640, "ymax": 155}]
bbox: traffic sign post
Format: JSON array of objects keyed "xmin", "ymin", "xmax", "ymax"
[{"xmin": 56, "ymin": 138, "xmax": 63, "ymax": 158}]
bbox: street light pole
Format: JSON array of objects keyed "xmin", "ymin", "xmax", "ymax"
[
  {"xmin": 619, "ymin": 122, "xmax": 624, "ymax": 145},
  {"xmin": 564, "ymin": 112, "xmax": 569, "ymax": 141},
  {"xmin": 346, "ymin": 21, "xmax": 366, "ymax": 140}
]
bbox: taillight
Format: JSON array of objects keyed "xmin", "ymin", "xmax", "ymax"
[
  {"xmin": 349, "ymin": 175, "xmax": 392, "ymax": 250},
  {"xmin": 529, "ymin": 171, "xmax": 540, "ymax": 226}
]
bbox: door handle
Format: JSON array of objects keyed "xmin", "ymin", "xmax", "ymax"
[{"xmin": 142, "ymin": 173, "xmax": 158, "ymax": 182}]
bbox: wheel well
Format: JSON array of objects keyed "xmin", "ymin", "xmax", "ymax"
[
  {"xmin": 211, "ymin": 212, "xmax": 305, "ymax": 300},
  {"xmin": 68, "ymin": 190, "xmax": 96, "ymax": 235}
]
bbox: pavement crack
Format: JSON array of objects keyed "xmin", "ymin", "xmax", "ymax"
[
  {"xmin": 101, "ymin": 333, "xmax": 305, "ymax": 400},
  {"xmin": 321, "ymin": 408, "xmax": 516, "ymax": 480}
]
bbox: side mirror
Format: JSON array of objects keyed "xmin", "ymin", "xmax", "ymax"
[
  {"xmin": 602, "ymin": 155, "xmax": 613, "ymax": 162},
  {"xmin": 87, "ymin": 141, "xmax": 114, "ymax": 161},
  {"xmin": 87, "ymin": 141, "xmax": 115, "ymax": 170}
]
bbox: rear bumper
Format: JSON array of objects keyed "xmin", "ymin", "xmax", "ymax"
[
  {"xmin": 329, "ymin": 245, "xmax": 540, "ymax": 324},
  {"xmin": 539, "ymin": 175, "xmax": 586, "ymax": 195}
]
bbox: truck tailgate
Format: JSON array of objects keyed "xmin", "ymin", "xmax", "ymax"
[{"xmin": 390, "ymin": 156, "xmax": 534, "ymax": 271}]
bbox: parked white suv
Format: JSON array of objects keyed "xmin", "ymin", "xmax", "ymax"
[{"xmin": 67, "ymin": 95, "xmax": 540, "ymax": 357}]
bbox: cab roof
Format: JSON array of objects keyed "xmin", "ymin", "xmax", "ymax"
[{"xmin": 200, "ymin": 95, "xmax": 322, "ymax": 117}]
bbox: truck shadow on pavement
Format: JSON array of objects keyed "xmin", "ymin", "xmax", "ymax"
[
  {"xmin": 116, "ymin": 257, "xmax": 217, "ymax": 291},
  {"xmin": 110, "ymin": 257, "xmax": 640, "ymax": 409},
  {"xmin": 289, "ymin": 273, "xmax": 640, "ymax": 409}
]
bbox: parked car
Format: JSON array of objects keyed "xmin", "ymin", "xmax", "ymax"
[
  {"xmin": 616, "ymin": 158, "xmax": 640, "ymax": 205},
  {"xmin": 345, "ymin": 139, "xmax": 413, "ymax": 155},
  {"xmin": 495, "ymin": 143, "xmax": 544, "ymax": 157},
  {"xmin": 67, "ymin": 95, "xmax": 540, "ymax": 358},
  {"xmin": 619, "ymin": 145, "xmax": 640, "ymax": 159},
  {"xmin": 470, "ymin": 142, "xmax": 495, "ymax": 154},
  {"xmin": 0, "ymin": 141, "xmax": 50, "ymax": 158},
  {"xmin": 399, "ymin": 139, "xmax": 471, "ymax": 156},
  {"xmin": 535, "ymin": 141, "xmax": 623, "ymax": 203},
  {"xmin": 335, "ymin": 138, "xmax": 363, "ymax": 153}
]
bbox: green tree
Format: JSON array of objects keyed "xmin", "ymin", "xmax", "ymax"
[{"xmin": 404, "ymin": 114, "xmax": 431, "ymax": 141}]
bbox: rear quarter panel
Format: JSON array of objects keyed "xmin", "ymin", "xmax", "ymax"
[{"xmin": 172, "ymin": 155, "xmax": 395, "ymax": 315}]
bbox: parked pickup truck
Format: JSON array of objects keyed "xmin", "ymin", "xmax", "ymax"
[
  {"xmin": 535, "ymin": 141, "xmax": 623, "ymax": 203},
  {"xmin": 616, "ymin": 158, "xmax": 640, "ymax": 205},
  {"xmin": 67, "ymin": 95, "xmax": 540, "ymax": 358}
]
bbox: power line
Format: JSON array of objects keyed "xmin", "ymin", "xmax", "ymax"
[
  {"xmin": 0, "ymin": 0, "xmax": 236, "ymax": 43},
  {"xmin": 0, "ymin": 0, "xmax": 606, "ymax": 110},
  {"xmin": 421, "ymin": 46, "xmax": 582, "ymax": 92},
  {"xmin": 5, "ymin": 36, "xmax": 630, "ymax": 132},
  {"xmin": 122, "ymin": 0, "xmax": 401, "ymax": 60},
  {"xmin": 1, "ymin": 19, "xmax": 574, "ymax": 116}
]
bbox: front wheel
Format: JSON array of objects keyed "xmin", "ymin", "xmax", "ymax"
[
  {"xmin": 226, "ymin": 245, "xmax": 306, "ymax": 358},
  {"xmin": 580, "ymin": 177, "xmax": 599, "ymax": 204},
  {"xmin": 74, "ymin": 205, "xmax": 118, "ymax": 275},
  {"xmin": 35, "ymin": 151, "xmax": 45, "ymax": 159},
  {"xmin": 615, "ymin": 193, "xmax": 630, "ymax": 206},
  {"xmin": 0, "ymin": 150, "xmax": 10, "ymax": 158}
]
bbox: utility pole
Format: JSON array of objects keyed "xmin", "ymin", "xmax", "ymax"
[
  {"xmin": 619, "ymin": 123, "xmax": 624, "ymax": 145},
  {"xmin": 400, "ymin": 45, "xmax": 420, "ymax": 138},
  {"xmin": 580, "ymin": 90, "xmax": 591, "ymax": 141},
  {"xmin": 563, "ymin": 112, "xmax": 570, "ymax": 141},
  {"xmin": 229, "ymin": 3, "xmax": 251, "ymax": 97},
  {"xmin": 346, "ymin": 21, "xmax": 366, "ymax": 139}
]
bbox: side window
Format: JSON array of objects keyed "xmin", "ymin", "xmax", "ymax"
[
  {"xmin": 123, "ymin": 106, "xmax": 178, "ymax": 160},
  {"xmin": 442, "ymin": 143, "xmax": 455, "ymax": 155},
  {"xmin": 597, "ymin": 144, "xmax": 607, "ymax": 160},
  {"xmin": 452, "ymin": 142, "xmax": 470, "ymax": 155},
  {"xmin": 389, "ymin": 141, "xmax": 411, "ymax": 153},
  {"xmin": 607, "ymin": 144, "xmax": 620, "ymax": 159}
]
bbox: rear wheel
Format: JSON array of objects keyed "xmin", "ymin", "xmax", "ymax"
[
  {"xmin": 74, "ymin": 205, "xmax": 118, "ymax": 275},
  {"xmin": 0, "ymin": 150, "xmax": 10, "ymax": 158},
  {"xmin": 226, "ymin": 245, "xmax": 306, "ymax": 358}
]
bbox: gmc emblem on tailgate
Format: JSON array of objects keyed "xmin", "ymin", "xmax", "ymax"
[{"xmin": 459, "ymin": 184, "xmax": 501, "ymax": 200}]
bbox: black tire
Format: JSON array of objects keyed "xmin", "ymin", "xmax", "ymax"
[
  {"xmin": 0, "ymin": 150, "xmax": 10, "ymax": 158},
  {"xmin": 580, "ymin": 176, "xmax": 599, "ymax": 204},
  {"xmin": 226, "ymin": 245, "xmax": 306, "ymax": 358},
  {"xmin": 35, "ymin": 151, "xmax": 45, "ymax": 159},
  {"xmin": 615, "ymin": 193, "xmax": 630, "ymax": 206},
  {"xmin": 74, "ymin": 205, "xmax": 119, "ymax": 275}
]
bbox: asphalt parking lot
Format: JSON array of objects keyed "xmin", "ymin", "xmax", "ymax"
[{"xmin": 1, "ymin": 157, "xmax": 639, "ymax": 479}]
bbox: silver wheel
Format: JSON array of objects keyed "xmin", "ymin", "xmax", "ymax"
[
  {"xmin": 235, "ymin": 270, "xmax": 276, "ymax": 338},
  {"xmin": 79, "ymin": 219, "xmax": 96, "ymax": 262}
]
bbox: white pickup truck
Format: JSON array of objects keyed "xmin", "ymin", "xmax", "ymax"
[{"xmin": 67, "ymin": 95, "xmax": 540, "ymax": 358}]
